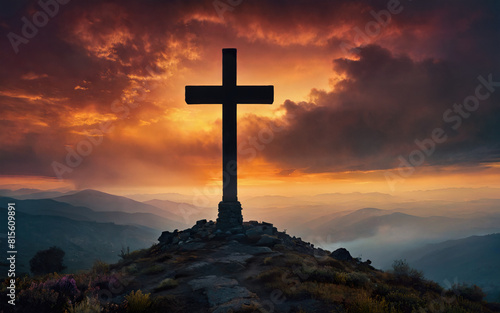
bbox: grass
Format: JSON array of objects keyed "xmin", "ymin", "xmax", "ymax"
[
  {"xmin": 155, "ymin": 278, "xmax": 178, "ymax": 291},
  {"xmin": 125, "ymin": 290, "xmax": 151, "ymax": 313},
  {"xmin": 66, "ymin": 296, "xmax": 101, "ymax": 313},
  {"xmin": 141, "ymin": 264, "xmax": 165, "ymax": 275},
  {"xmin": 2, "ymin": 244, "xmax": 497, "ymax": 313}
]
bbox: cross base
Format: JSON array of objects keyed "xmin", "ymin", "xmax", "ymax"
[{"xmin": 216, "ymin": 201, "xmax": 243, "ymax": 232}]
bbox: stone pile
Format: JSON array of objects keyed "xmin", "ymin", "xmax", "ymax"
[
  {"xmin": 158, "ymin": 219, "xmax": 329, "ymax": 257},
  {"xmin": 158, "ymin": 219, "xmax": 281, "ymax": 248}
]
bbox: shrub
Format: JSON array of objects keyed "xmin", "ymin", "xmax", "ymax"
[
  {"xmin": 347, "ymin": 291, "xmax": 394, "ymax": 313},
  {"xmin": 18, "ymin": 286, "xmax": 61, "ymax": 313},
  {"xmin": 346, "ymin": 272, "xmax": 370, "ymax": 287},
  {"xmin": 90, "ymin": 260, "xmax": 109, "ymax": 275},
  {"xmin": 391, "ymin": 259, "xmax": 423, "ymax": 283},
  {"xmin": 124, "ymin": 248, "xmax": 150, "ymax": 261},
  {"xmin": 125, "ymin": 290, "xmax": 152, "ymax": 313},
  {"xmin": 30, "ymin": 246, "xmax": 66, "ymax": 276},
  {"xmin": 317, "ymin": 257, "xmax": 346, "ymax": 271},
  {"xmin": 300, "ymin": 281, "xmax": 351, "ymax": 303},
  {"xmin": 386, "ymin": 289, "xmax": 425, "ymax": 312},
  {"xmin": 90, "ymin": 274, "xmax": 122, "ymax": 294},
  {"xmin": 46, "ymin": 275, "xmax": 80, "ymax": 299},
  {"xmin": 307, "ymin": 267, "xmax": 338, "ymax": 283},
  {"xmin": 66, "ymin": 296, "xmax": 101, "ymax": 313},
  {"xmin": 334, "ymin": 272, "xmax": 348, "ymax": 285},
  {"xmin": 119, "ymin": 246, "xmax": 130, "ymax": 259},
  {"xmin": 17, "ymin": 275, "xmax": 80, "ymax": 313},
  {"xmin": 449, "ymin": 283, "xmax": 485, "ymax": 302},
  {"xmin": 256, "ymin": 268, "xmax": 285, "ymax": 283},
  {"xmin": 155, "ymin": 278, "xmax": 178, "ymax": 291}
]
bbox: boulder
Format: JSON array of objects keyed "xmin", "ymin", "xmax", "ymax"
[
  {"xmin": 245, "ymin": 225, "xmax": 275, "ymax": 240},
  {"xmin": 179, "ymin": 231, "xmax": 190, "ymax": 241},
  {"xmin": 256, "ymin": 234, "xmax": 282, "ymax": 247},
  {"xmin": 228, "ymin": 233, "xmax": 247, "ymax": 242},
  {"xmin": 188, "ymin": 275, "xmax": 256, "ymax": 311},
  {"xmin": 196, "ymin": 219, "xmax": 207, "ymax": 227},
  {"xmin": 158, "ymin": 231, "xmax": 174, "ymax": 244},
  {"xmin": 330, "ymin": 248, "xmax": 353, "ymax": 261}
]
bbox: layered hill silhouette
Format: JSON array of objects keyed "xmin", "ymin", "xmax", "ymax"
[
  {"xmin": 0, "ymin": 190, "xmax": 192, "ymax": 273},
  {"xmin": 0, "ymin": 209, "xmax": 158, "ymax": 273},
  {"xmin": 54, "ymin": 189, "xmax": 187, "ymax": 224},
  {"xmin": 408, "ymin": 233, "xmax": 500, "ymax": 302}
]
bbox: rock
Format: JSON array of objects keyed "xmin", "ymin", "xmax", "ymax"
[
  {"xmin": 330, "ymin": 248, "xmax": 353, "ymax": 261},
  {"xmin": 229, "ymin": 226, "xmax": 245, "ymax": 234},
  {"xmin": 158, "ymin": 231, "xmax": 174, "ymax": 244},
  {"xmin": 185, "ymin": 261, "xmax": 210, "ymax": 272},
  {"xmin": 220, "ymin": 242, "xmax": 273, "ymax": 255},
  {"xmin": 206, "ymin": 285, "xmax": 255, "ymax": 307},
  {"xmin": 227, "ymin": 233, "xmax": 246, "ymax": 242},
  {"xmin": 196, "ymin": 219, "xmax": 207, "ymax": 227},
  {"xmin": 256, "ymin": 234, "xmax": 282, "ymax": 247},
  {"xmin": 179, "ymin": 231, "xmax": 190, "ymax": 241},
  {"xmin": 179, "ymin": 242, "xmax": 206, "ymax": 251},
  {"xmin": 188, "ymin": 275, "xmax": 237, "ymax": 291},
  {"xmin": 188, "ymin": 275, "xmax": 256, "ymax": 311},
  {"xmin": 219, "ymin": 253, "xmax": 253, "ymax": 264},
  {"xmin": 245, "ymin": 225, "xmax": 275, "ymax": 240},
  {"xmin": 195, "ymin": 229, "xmax": 209, "ymax": 239}
]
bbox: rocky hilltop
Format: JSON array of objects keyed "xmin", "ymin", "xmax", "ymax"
[{"xmin": 104, "ymin": 220, "xmax": 498, "ymax": 313}]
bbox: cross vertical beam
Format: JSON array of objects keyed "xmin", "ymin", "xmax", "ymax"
[{"xmin": 222, "ymin": 49, "xmax": 237, "ymax": 202}]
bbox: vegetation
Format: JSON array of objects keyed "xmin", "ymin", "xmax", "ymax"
[
  {"xmin": 391, "ymin": 259, "xmax": 424, "ymax": 284},
  {"xmin": 66, "ymin": 296, "xmax": 100, "ymax": 313},
  {"xmin": 124, "ymin": 290, "xmax": 151, "ymax": 313},
  {"xmin": 29, "ymin": 246, "xmax": 66, "ymax": 276},
  {"xmin": 251, "ymin": 250, "xmax": 498, "ymax": 313},
  {"xmin": 155, "ymin": 278, "xmax": 178, "ymax": 291},
  {"xmin": 1, "ymin": 243, "xmax": 498, "ymax": 313}
]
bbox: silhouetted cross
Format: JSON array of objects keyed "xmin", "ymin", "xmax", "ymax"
[{"xmin": 186, "ymin": 49, "xmax": 273, "ymax": 205}]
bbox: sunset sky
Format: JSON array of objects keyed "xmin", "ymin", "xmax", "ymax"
[{"xmin": 1, "ymin": 0, "xmax": 499, "ymax": 197}]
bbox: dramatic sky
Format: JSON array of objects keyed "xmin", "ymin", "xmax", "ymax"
[{"xmin": 1, "ymin": 0, "xmax": 499, "ymax": 196}]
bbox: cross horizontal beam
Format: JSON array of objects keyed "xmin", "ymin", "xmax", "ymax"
[{"xmin": 185, "ymin": 86, "xmax": 274, "ymax": 104}]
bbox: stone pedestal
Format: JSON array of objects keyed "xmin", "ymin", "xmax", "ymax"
[{"xmin": 216, "ymin": 201, "xmax": 243, "ymax": 231}]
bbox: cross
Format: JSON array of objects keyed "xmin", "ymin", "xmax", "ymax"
[{"xmin": 185, "ymin": 48, "xmax": 273, "ymax": 231}]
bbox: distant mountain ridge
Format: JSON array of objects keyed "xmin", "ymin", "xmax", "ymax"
[
  {"xmin": 0, "ymin": 209, "xmax": 158, "ymax": 273},
  {"xmin": 407, "ymin": 233, "xmax": 500, "ymax": 302},
  {"xmin": 302, "ymin": 207, "xmax": 500, "ymax": 243},
  {"xmin": 0, "ymin": 196, "xmax": 184, "ymax": 231},
  {"xmin": 54, "ymin": 189, "xmax": 188, "ymax": 226}
]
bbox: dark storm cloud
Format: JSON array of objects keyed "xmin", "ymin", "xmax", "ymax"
[{"xmin": 248, "ymin": 42, "xmax": 500, "ymax": 173}]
